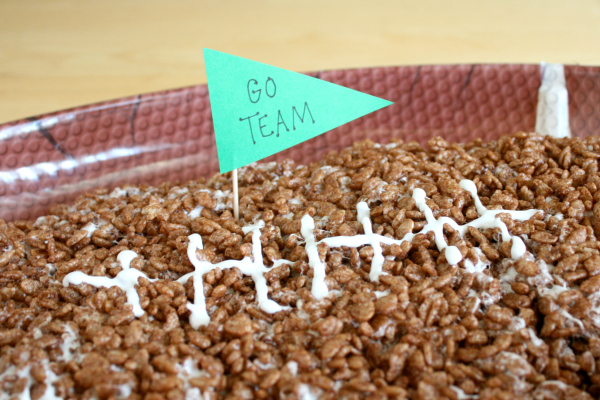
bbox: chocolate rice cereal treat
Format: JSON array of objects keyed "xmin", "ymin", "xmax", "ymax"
[{"xmin": 3, "ymin": 131, "xmax": 600, "ymax": 399}]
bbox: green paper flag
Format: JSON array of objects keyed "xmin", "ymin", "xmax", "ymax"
[{"xmin": 204, "ymin": 49, "xmax": 393, "ymax": 173}]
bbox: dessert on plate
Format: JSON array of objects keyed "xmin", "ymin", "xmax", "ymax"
[{"xmin": 1, "ymin": 131, "xmax": 599, "ymax": 400}]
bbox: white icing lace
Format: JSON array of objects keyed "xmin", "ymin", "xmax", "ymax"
[
  {"xmin": 183, "ymin": 179, "xmax": 541, "ymax": 325},
  {"xmin": 63, "ymin": 250, "xmax": 155, "ymax": 317},
  {"xmin": 179, "ymin": 221, "xmax": 292, "ymax": 329},
  {"xmin": 64, "ymin": 179, "xmax": 541, "ymax": 328}
]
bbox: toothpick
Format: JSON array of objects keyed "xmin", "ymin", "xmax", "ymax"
[{"xmin": 232, "ymin": 168, "xmax": 239, "ymax": 221}]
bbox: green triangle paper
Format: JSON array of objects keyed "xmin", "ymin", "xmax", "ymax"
[{"xmin": 204, "ymin": 48, "xmax": 393, "ymax": 173}]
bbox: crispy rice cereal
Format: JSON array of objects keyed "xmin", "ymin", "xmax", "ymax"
[{"xmin": 2, "ymin": 132, "xmax": 600, "ymax": 400}]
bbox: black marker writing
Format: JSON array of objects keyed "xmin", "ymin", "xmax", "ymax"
[
  {"xmin": 247, "ymin": 77, "xmax": 277, "ymax": 104},
  {"xmin": 239, "ymin": 112, "xmax": 260, "ymax": 144},
  {"xmin": 292, "ymin": 102, "xmax": 315, "ymax": 130},
  {"xmin": 265, "ymin": 77, "xmax": 276, "ymax": 98},
  {"xmin": 276, "ymin": 110, "xmax": 289, "ymax": 137},
  {"xmin": 247, "ymin": 79, "xmax": 260, "ymax": 103},
  {"xmin": 259, "ymin": 114, "xmax": 273, "ymax": 137}
]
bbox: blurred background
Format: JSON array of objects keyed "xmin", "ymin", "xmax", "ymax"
[{"xmin": 1, "ymin": 0, "xmax": 600, "ymax": 124}]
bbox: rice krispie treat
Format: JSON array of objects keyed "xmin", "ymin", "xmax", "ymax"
[{"xmin": 1, "ymin": 131, "xmax": 600, "ymax": 400}]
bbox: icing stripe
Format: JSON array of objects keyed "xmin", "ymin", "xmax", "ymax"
[
  {"xmin": 301, "ymin": 179, "xmax": 541, "ymax": 300},
  {"xmin": 180, "ymin": 221, "xmax": 290, "ymax": 328},
  {"xmin": 63, "ymin": 250, "xmax": 155, "ymax": 317},
  {"xmin": 61, "ymin": 179, "xmax": 541, "ymax": 327}
]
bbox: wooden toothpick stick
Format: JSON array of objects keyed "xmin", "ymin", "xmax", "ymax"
[{"xmin": 232, "ymin": 168, "xmax": 239, "ymax": 221}]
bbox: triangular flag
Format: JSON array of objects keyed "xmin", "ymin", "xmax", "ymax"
[{"xmin": 204, "ymin": 49, "xmax": 393, "ymax": 173}]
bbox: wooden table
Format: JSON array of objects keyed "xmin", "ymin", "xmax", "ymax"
[{"xmin": 1, "ymin": 0, "xmax": 599, "ymax": 124}]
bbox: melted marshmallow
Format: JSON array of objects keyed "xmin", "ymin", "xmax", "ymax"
[
  {"xmin": 63, "ymin": 250, "xmax": 155, "ymax": 317},
  {"xmin": 110, "ymin": 187, "xmax": 128, "ymax": 198},
  {"xmin": 528, "ymin": 328, "xmax": 545, "ymax": 348},
  {"xmin": 298, "ymin": 384, "xmax": 321, "ymax": 400},
  {"xmin": 180, "ymin": 221, "xmax": 290, "ymax": 328},
  {"xmin": 450, "ymin": 386, "xmax": 479, "ymax": 399},
  {"xmin": 0, "ymin": 365, "xmax": 30, "ymax": 400},
  {"xmin": 176, "ymin": 358, "xmax": 209, "ymax": 400},
  {"xmin": 557, "ymin": 308, "xmax": 585, "ymax": 331},
  {"xmin": 0, "ymin": 359, "xmax": 61, "ymax": 400},
  {"xmin": 538, "ymin": 284, "xmax": 570, "ymax": 300},
  {"xmin": 82, "ymin": 222, "xmax": 98, "ymax": 237},
  {"xmin": 116, "ymin": 384, "xmax": 133, "ymax": 400},
  {"xmin": 300, "ymin": 179, "xmax": 541, "ymax": 300},
  {"xmin": 59, "ymin": 324, "xmax": 81, "ymax": 362},
  {"xmin": 187, "ymin": 205, "xmax": 204, "ymax": 219},
  {"xmin": 374, "ymin": 289, "xmax": 391, "ymax": 299},
  {"xmin": 39, "ymin": 360, "xmax": 61, "ymax": 400},
  {"xmin": 463, "ymin": 247, "xmax": 490, "ymax": 274}
]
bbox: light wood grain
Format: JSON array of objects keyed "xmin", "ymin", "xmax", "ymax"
[{"xmin": 1, "ymin": 0, "xmax": 600, "ymax": 123}]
